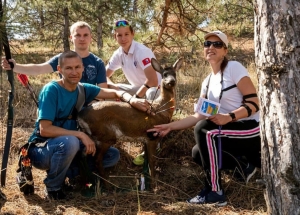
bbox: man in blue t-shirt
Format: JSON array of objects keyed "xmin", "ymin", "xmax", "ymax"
[
  {"xmin": 1, "ymin": 21, "xmax": 107, "ymax": 88},
  {"xmin": 27, "ymin": 51, "xmax": 151, "ymax": 200}
]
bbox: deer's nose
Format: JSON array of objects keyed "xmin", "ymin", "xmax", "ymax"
[{"xmin": 167, "ymin": 79, "xmax": 176, "ymax": 86}]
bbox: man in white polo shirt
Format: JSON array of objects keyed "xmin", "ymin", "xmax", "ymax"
[{"xmin": 106, "ymin": 20, "xmax": 162, "ymax": 99}]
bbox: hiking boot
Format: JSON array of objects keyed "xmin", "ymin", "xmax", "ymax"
[
  {"xmin": 63, "ymin": 182, "xmax": 75, "ymax": 192},
  {"xmin": 205, "ymin": 191, "xmax": 227, "ymax": 206},
  {"xmin": 63, "ymin": 177, "xmax": 81, "ymax": 192},
  {"xmin": 45, "ymin": 189, "xmax": 66, "ymax": 200},
  {"xmin": 186, "ymin": 187, "xmax": 211, "ymax": 204}
]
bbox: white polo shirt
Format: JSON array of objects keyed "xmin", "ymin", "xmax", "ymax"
[{"xmin": 106, "ymin": 40, "xmax": 162, "ymax": 87}]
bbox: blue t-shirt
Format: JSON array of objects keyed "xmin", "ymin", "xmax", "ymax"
[
  {"xmin": 28, "ymin": 81, "xmax": 100, "ymax": 142},
  {"xmin": 48, "ymin": 53, "xmax": 107, "ymax": 85}
]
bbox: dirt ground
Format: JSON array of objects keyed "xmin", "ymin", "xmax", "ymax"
[{"xmin": 0, "ymin": 122, "xmax": 267, "ymax": 215}]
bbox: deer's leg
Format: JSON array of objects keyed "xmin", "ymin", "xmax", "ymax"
[
  {"xmin": 95, "ymin": 143, "xmax": 111, "ymax": 188},
  {"xmin": 145, "ymin": 140, "xmax": 158, "ymax": 190}
]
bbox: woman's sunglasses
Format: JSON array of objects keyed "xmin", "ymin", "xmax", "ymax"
[
  {"xmin": 114, "ymin": 20, "xmax": 130, "ymax": 29},
  {"xmin": 204, "ymin": 41, "xmax": 225, "ymax": 49}
]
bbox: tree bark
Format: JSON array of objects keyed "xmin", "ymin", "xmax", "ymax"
[
  {"xmin": 157, "ymin": 0, "xmax": 171, "ymax": 45},
  {"xmin": 96, "ymin": 4, "xmax": 103, "ymax": 49},
  {"xmin": 254, "ymin": 0, "xmax": 300, "ymax": 214},
  {"xmin": 133, "ymin": 0, "xmax": 138, "ymax": 14},
  {"xmin": 63, "ymin": 7, "xmax": 70, "ymax": 51}
]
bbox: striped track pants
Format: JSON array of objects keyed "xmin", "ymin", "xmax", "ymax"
[{"xmin": 194, "ymin": 119, "xmax": 260, "ymax": 191}]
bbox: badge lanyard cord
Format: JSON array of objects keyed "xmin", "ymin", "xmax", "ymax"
[{"xmin": 218, "ymin": 73, "xmax": 224, "ymax": 170}]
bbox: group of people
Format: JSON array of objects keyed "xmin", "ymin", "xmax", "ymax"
[{"xmin": 2, "ymin": 20, "xmax": 261, "ymax": 205}]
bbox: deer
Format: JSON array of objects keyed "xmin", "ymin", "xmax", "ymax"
[{"xmin": 77, "ymin": 58, "xmax": 183, "ymax": 189}]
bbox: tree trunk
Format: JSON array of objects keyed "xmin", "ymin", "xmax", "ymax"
[
  {"xmin": 38, "ymin": 5, "xmax": 45, "ymax": 39},
  {"xmin": 254, "ymin": 0, "xmax": 300, "ymax": 214},
  {"xmin": 133, "ymin": 0, "xmax": 138, "ymax": 14},
  {"xmin": 63, "ymin": 7, "xmax": 70, "ymax": 51},
  {"xmin": 97, "ymin": 4, "xmax": 103, "ymax": 49},
  {"xmin": 157, "ymin": 0, "xmax": 171, "ymax": 45}
]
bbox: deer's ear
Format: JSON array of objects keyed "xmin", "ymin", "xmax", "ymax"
[
  {"xmin": 173, "ymin": 58, "xmax": 184, "ymax": 71},
  {"xmin": 151, "ymin": 58, "xmax": 163, "ymax": 73}
]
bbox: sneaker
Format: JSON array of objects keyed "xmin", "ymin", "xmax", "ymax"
[
  {"xmin": 235, "ymin": 163, "xmax": 257, "ymax": 184},
  {"xmin": 45, "ymin": 189, "xmax": 66, "ymax": 200},
  {"xmin": 205, "ymin": 191, "xmax": 227, "ymax": 206},
  {"xmin": 133, "ymin": 152, "xmax": 145, "ymax": 166},
  {"xmin": 244, "ymin": 163, "xmax": 257, "ymax": 184},
  {"xmin": 186, "ymin": 187, "xmax": 211, "ymax": 204}
]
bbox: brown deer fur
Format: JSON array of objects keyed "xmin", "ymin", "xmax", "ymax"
[{"xmin": 77, "ymin": 58, "xmax": 183, "ymax": 189}]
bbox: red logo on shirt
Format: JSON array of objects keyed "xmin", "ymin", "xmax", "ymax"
[{"xmin": 142, "ymin": 58, "xmax": 151, "ymax": 66}]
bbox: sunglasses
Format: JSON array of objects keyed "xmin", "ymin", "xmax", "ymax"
[
  {"xmin": 204, "ymin": 41, "xmax": 225, "ymax": 49},
  {"xmin": 114, "ymin": 20, "xmax": 130, "ymax": 29}
]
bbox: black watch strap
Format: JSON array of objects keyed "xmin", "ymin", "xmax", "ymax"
[{"xmin": 229, "ymin": 112, "xmax": 236, "ymax": 121}]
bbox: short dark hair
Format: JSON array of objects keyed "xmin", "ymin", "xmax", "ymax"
[{"xmin": 58, "ymin": 50, "xmax": 82, "ymax": 67}]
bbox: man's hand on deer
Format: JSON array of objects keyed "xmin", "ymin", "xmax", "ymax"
[
  {"xmin": 78, "ymin": 132, "xmax": 97, "ymax": 156},
  {"xmin": 130, "ymin": 98, "xmax": 154, "ymax": 115}
]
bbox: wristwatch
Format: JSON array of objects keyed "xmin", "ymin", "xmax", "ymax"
[{"xmin": 229, "ymin": 112, "xmax": 236, "ymax": 122}]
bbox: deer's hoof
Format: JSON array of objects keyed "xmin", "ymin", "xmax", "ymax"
[{"xmin": 147, "ymin": 131, "xmax": 160, "ymax": 140}]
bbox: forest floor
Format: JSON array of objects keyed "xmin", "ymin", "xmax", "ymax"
[{"xmin": 0, "ymin": 122, "xmax": 266, "ymax": 215}]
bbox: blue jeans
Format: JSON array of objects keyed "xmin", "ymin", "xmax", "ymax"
[
  {"xmin": 28, "ymin": 135, "xmax": 120, "ymax": 191},
  {"xmin": 66, "ymin": 144, "xmax": 120, "ymax": 180}
]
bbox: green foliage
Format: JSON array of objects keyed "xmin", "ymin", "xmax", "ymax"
[
  {"xmin": 208, "ymin": 0, "xmax": 254, "ymax": 37},
  {"xmin": 2, "ymin": 0, "xmax": 254, "ymax": 65}
]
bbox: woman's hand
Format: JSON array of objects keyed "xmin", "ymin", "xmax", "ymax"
[
  {"xmin": 208, "ymin": 113, "xmax": 232, "ymax": 125},
  {"xmin": 147, "ymin": 124, "xmax": 171, "ymax": 137}
]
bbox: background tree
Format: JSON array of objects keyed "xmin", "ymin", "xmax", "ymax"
[
  {"xmin": 152, "ymin": 0, "xmax": 209, "ymax": 50},
  {"xmin": 5, "ymin": 0, "xmax": 254, "ymax": 58},
  {"xmin": 209, "ymin": 0, "xmax": 254, "ymax": 37},
  {"xmin": 254, "ymin": 0, "xmax": 300, "ymax": 214},
  {"xmin": 62, "ymin": 7, "xmax": 70, "ymax": 51}
]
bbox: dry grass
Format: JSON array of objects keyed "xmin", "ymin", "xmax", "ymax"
[
  {"xmin": 0, "ymin": 123, "xmax": 266, "ymax": 215},
  {"xmin": 0, "ymin": 39, "xmax": 266, "ymax": 214}
]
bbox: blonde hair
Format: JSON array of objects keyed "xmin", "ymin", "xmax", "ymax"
[{"xmin": 70, "ymin": 21, "xmax": 92, "ymax": 35}]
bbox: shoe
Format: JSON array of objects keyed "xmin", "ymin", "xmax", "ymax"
[
  {"xmin": 205, "ymin": 191, "xmax": 227, "ymax": 206},
  {"xmin": 63, "ymin": 182, "xmax": 75, "ymax": 192},
  {"xmin": 133, "ymin": 152, "xmax": 144, "ymax": 165},
  {"xmin": 63, "ymin": 177, "xmax": 80, "ymax": 192},
  {"xmin": 235, "ymin": 162, "xmax": 257, "ymax": 184},
  {"xmin": 45, "ymin": 189, "xmax": 66, "ymax": 200},
  {"xmin": 244, "ymin": 163, "xmax": 257, "ymax": 184},
  {"xmin": 186, "ymin": 187, "xmax": 211, "ymax": 204}
]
